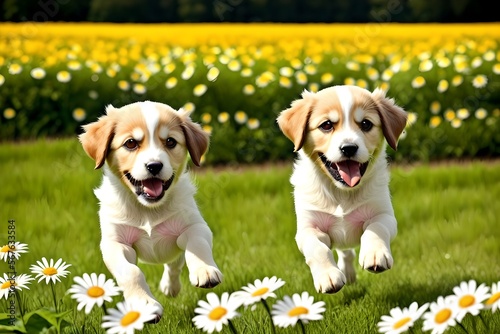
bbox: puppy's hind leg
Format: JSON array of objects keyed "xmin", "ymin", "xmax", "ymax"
[
  {"xmin": 160, "ymin": 255, "xmax": 185, "ymax": 297},
  {"xmin": 336, "ymin": 249, "xmax": 356, "ymax": 284}
]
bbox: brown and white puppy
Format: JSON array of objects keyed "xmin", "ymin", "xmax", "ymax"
[
  {"xmin": 79, "ymin": 101, "xmax": 222, "ymax": 317},
  {"xmin": 277, "ymin": 85, "xmax": 407, "ymax": 294}
]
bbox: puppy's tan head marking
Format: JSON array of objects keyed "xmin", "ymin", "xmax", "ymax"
[
  {"xmin": 79, "ymin": 105, "xmax": 118, "ymax": 169},
  {"xmin": 177, "ymin": 107, "xmax": 209, "ymax": 167},
  {"xmin": 79, "ymin": 101, "xmax": 209, "ymax": 206},
  {"xmin": 371, "ymin": 88, "xmax": 407, "ymax": 150},
  {"xmin": 276, "ymin": 90, "xmax": 315, "ymax": 152},
  {"xmin": 278, "ymin": 85, "xmax": 407, "ymax": 188}
]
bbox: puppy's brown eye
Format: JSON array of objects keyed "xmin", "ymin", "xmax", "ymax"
[
  {"xmin": 124, "ymin": 139, "xmax": 138, "ymax": 150},
  {"xmin": 319, "ymin": 121, "xmax": 334, "ymax": 132},
  {"xmin": 360, "ymin": 119, "xmax": 373, "ymax": 132},
  {"xmin": 166, "ymin": 137, "xmax": 177, "ymax": 149}
]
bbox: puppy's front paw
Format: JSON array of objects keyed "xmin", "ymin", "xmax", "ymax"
[
  {"xmin": 312, "ymin": 267, "xmax": 346, "ymax": 294},
  {"xmin": 190, "ymin": 266, "xmax": 223, "ymax": 289},
  {"xmin": 359, "ymin": 244, "xmax": 393, "ymax": 273}
]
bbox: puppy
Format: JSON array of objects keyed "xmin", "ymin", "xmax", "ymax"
[
  {"xmin": 79, "ymin": 101, "xmax": 222, "ymax": 317},
  {"xmin": 277, "ymin": 85, "xmax": 407, "ymax": 294}
]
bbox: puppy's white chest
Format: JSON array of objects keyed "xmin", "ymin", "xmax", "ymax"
[
  {"xmin": 309, "ymin": 207, "xmax": 374, "ymax": 248},
  {"xmin": 119, "ymin": 220, "xmax": 187, "ymax": 264}
]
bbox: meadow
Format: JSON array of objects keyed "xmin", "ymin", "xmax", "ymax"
[
  {"xmin": 0, "ymin": 139, "xmax": 499, "ymax": 333},
  {"xmin": 0, "ymin": 23, "xmax": 499, "ymax": 163}
]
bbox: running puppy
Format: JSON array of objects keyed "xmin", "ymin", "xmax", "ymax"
[
  {"xmin": 79, "ymin": 101, "xmax": 222, "ymax": 318},
  {"xmin": 277, "ymin": 85, "xmax": 407, "ymax": 293}
]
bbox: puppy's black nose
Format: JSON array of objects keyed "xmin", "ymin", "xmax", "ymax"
[
  {"xmin": 340, "ymin": 144, "xmax": 358, "ymax": 158},
  {"xmin": 146, "ymin": 162, "xmax": 163, "ymax": 175}
]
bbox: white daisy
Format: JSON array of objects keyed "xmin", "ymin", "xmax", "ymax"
[
  {"xmin": 295, "ymin": 71, "xmax": 308, "ymax": 85},
  {"xmin": 181, "ymin": 65, "xmax": 195, "ymax": 80},
  {"xmin": 67, "ymin": 273, "xmax": 121, "ymax": 314},
  {"xmin": 279, "ymin": 66, "xmax": 293, "ymax": 77},
  {"xmin": 472, "ymin": 74, "xmax": 488, "ymax": 88},
  {"xmin": 30, "ymin": 67, "xmax": 46, "ymax": 80},
  {"xmin": 192, "ymin": 292, "xmax": 241, "ymax": 333},
  {"xmin": 485, "ymin": 281, "xmax": 500, "ymax": 312},
  {"xmin": 422, "ymin": 296, "xmax": 459, "ymax": 334},
  {"xmin": 0, "ymin": 242, "xmax": 28, "ymax": 261},
  {"xmin": 56, "ymin": 70, "xmax": 71, "ymax": 83},
  {"xmin": 242, "ymin": 84, "xmax": 255, "ymax": 95},
  {"xmin": 102, "ymin": 300, "xmax": 158, "ymax": 334},
  {"xmin": 0, "ymin": 273, "xmax": 34, "ymax": 299},
  {"xmin": 30, "ymin": 257, "xmax": 71, "ymax": 284},
  {"xmin": 411, "ymin": 76, "xmax": 426, "ymax": 88},
  {"xmin": 73, "ymin": 108, "xmax": 87, "ymax": 122},
  {"xmin": 377, "ymin": 302, "xmax": 429, "ymax": 334},
  {"xmin": 132, "ymin": 83, "xmax": 146, "ymax": 95},
  {"xmin": 207, "ymin": 67, "xmax": 220, "ymax": 81},
  {"xmin": 234, "ymin": 111, "xmax": 248, "ymax": 124},
  {"xmin": 271, "ymin": 291, "xmax": 326, "ymax": 328},
  {"xmin": 232, "ymin": 276, "xmax": 285, "ymax": 307},
  {"xmin": 218, "ymin": 112, "xmax": 229, "ymax": 124},
  {"xmin": 247, "ymin": 118, "xmax": 260, "ymax": 130},
  {"xmin": 450, "ymin": 279, "xmax": 490, "ymax": 321},
  {"xmin": 165, "ymin": 77, "xmax": 177, "ymax": 89},
  {"xmin": 8, "ymin": 63, "xmax": 22, "ymax": 75},
  {"xmin": 194, "ymin": 84, "xmax": 208, "ymax": 97}
]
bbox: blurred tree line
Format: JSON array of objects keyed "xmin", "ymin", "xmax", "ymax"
[{"xmin": 0, "ymin": 0, "xmax": 497, "ymax": 23}]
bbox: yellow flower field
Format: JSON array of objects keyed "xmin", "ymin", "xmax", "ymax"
[{"xmin": 0, "ymin": 23, "xmax": 499, "ymax": 162}]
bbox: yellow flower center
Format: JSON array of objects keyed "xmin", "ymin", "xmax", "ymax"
[
  {"xmin": 0, "ymin": 245, "xmax": 11, "ymax": 252},
  {"xmin": 251, "ymin": 287, "xmax": 269, "ymax": 297},
  {"xmin": 459, "ymin": 295, "xmax": 475, "ymax": 308},
  {"xmin": 43, "ymin": 267, "xmax": 58, "ymax": 276},
  {"xmin": 87, "ymin": 286, "xmax": 105, "ymax": 298},
  {"xmin": 121, "ymin": 311, "xmax": 140, "ymax": 326},
  {"xmin": 208, "ymin": 306, "xmax": 227, "ymax": 321},
  {"xmin": 486, "ymin": 292, "xmax": 500, "ymax": 306},
  {"xmin": 434, "ymin": 308, "xmax": 452, "ymax": 324},
  {"xmin": 393, "ymin": 317, "xmax": 411, "ymax": 329},
  {"xmin": 288, "ymin": 306, "xmax": 309, "ymax": 317},
  {"xmin": 1, "ymin": 281, "xmax": 13, "ymax": 289}
]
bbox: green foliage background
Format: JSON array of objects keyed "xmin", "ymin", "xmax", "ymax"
[{"xmin": 0, "ymin": 23, "xmax": 499, "ymax": 165}]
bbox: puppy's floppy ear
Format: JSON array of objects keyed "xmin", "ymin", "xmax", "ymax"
[
  {"xmin": 371, "ymin": 88, "xmax": 408, "ymax": 150},
  {"xmin": 178, "ymin": 108, "xmax": 209, "ymax": 167},
  {"xmin": 79, "ymin": 105, "xmax": 116, "ymax": 169},
  {"xmin": 277, "ymin": 90, "xmax": 315, "ymax": 152}
]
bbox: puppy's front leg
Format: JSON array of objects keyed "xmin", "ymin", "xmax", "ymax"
[
  {"xmin": 297, "ymin": 228, "xmax": 346, "ymax": 293},
  {"xmin": 359, "ymin": 214, "xmax": 397, "ymax": 273},
  {"xmin": 177, "ymin": 223, "xmax": 223, "ymax": 289},
  {"xmin": 100, "ymin": 240, "xmax": 163, "ymax": 315}
]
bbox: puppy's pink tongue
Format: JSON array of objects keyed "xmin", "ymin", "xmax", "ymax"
[
  {"xmin": 142, "ymin": 179, "xmax": 163, "ymax": 197},
  {"xmin": 336, "ymin": 161, "xmax": 361, "ymax": 187}
]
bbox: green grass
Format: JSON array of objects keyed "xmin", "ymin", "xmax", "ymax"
[{"xmin": 0, "ymin": 138, "xmax": 499, "ymax": 333}]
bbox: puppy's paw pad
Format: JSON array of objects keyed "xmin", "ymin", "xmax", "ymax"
[
  {"xmin": 146, "ymin": 314, "xmax": 162, "ymax": 324},
  {"xmin": 366, "ymin": 265, "xmax": 388, "ymax": 273},
  {"xmin": 190, "ymin": 266, "xmax": 223, "ymax": 289},
  {"xmin": 313, "ymin": 268, "xmax": 346, "ymax": 294},
  {"xmin": 359, "ymin": 247, "xmax": 393, "ymax": 273}
]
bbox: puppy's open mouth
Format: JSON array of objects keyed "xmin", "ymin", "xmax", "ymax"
[
  {"xmin": 125, "ymin": 173, "xmax": 174, "ymax": 202},
  {"xmin": 319, "ymin": 153, "xmax": 368, "ymax": 188}
]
